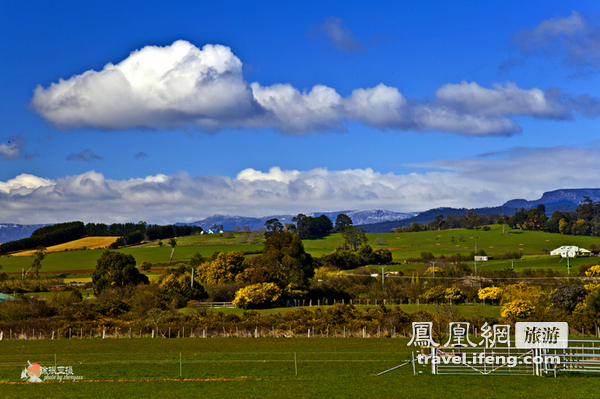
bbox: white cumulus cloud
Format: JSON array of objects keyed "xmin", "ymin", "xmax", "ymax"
[
  {"xmin": 31, "ymin": 41, "xmax": 260, "ymax": 130},
  {"xmin": 30, "ymin": 40, "xmax": 600, "ymax": 136},
  {"xmin": 435, "ymin": 81, "xmax": 568, "ymax": 119},
  {"xmin": 3, "ymin": 146, "xmax": 600, "ymax": 224}
]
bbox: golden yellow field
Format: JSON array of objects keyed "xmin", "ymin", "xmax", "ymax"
[{"xmin": 13, "ymin": 236, "xmax": 118, "ymax": 256}]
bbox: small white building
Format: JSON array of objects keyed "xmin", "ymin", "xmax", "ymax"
[
  {"xmin": 550, "ymin": 246, "xmax": 591, "ymax": 258},
  {"xmin": 474, "ymin": 256, "xmax": 492, "ymax": 261}
]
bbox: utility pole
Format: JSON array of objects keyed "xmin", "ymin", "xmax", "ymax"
[
  {"xmin": 431, "ymin": 261, "xmax": 436, "ymax": 279},
  {"xmin": 380, "ymin": 266, "xmax": 385, "ymax": 289}
]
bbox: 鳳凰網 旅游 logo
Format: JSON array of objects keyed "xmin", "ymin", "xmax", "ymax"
[
  {"xmin": 407, "ymin": 321, "xmax": 568, "ymax": 349},
  {"xmin": 407, "ymin": 321, "xmax": 567, "ymax": 369},
  {"xmin": 20, "ymin": 361, "xmax": 84, "ymax": 382}
]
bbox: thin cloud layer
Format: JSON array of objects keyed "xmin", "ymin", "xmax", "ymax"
[
  {"xmin": 66, "ymin": 149, "xmax": 102, "ymax": 161},
  {"xmin": 3, "ymin": 147, "xmax": 600, "ymax": 224},
  {"xmin": 31, "ymin": 41, "xmax": 598, "ymax": 136},
  {"xmin": 0, "ymin": 134, "xmax": 39, "ymax": 161},
  {"xmin": 512, "ymin": 11, "xmax": 600, "ymax": 68},
  {"xmin": 308, "ymin": 17, "xmax": 364, "ymax": 52},
  {"xmin": 0, "ymin": 143, "xmax": 22, "ymax": 160}
]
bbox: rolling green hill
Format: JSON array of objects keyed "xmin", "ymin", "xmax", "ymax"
[{"xmin": 1, "ymin": 227, "xmax": 599, "ymax": 276}]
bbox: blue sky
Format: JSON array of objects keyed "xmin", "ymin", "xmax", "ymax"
[{"xmin": 2, "ymin": 0, "xmax": 600, "ymax": 224}]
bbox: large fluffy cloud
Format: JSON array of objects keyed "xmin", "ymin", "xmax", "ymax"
[
  {"xmin": 3, "ymin": 146, "xmax": 600, "ymax": 224},
  {"xmin": 31, "ymin": 41, "xmax": 261, "ymax": 130},
  {"xmin": 30, "ymin": 40, "xmax": 598, "ymax": 136}
]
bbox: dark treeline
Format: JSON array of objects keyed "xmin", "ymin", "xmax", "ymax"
[
  {"xmin": 399, "ymin": 211, "xmax": 504, "ymax": 232},
  {"xmin": 294, "ymin": 214, "xmax": 334, "ymax": 239},
  {"xmin": 263, "ymin": 214, "xmax": 334, "ymax": 239},
  {"xmin": 399, "ymin": 198, "xmax": 600, "ymax": 238},
  {"xmin": 145, "ymin": 225, "xmax": 201, "ymax": 241},
  {"xmin": 0, "ymin": 222, "xmax": 86, "ymax": 255},
  {"xmin": 90, "ymin": 222, "xmax": 203, "ymax": 247}
]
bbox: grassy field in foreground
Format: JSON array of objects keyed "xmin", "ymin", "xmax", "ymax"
[
  {"xmin": 2, "ymin": 228, "xmax": 600, "ymax": 276},
  {"xmin": 0, "ymin": 338, "xmax": 598, "ymax": 398}
]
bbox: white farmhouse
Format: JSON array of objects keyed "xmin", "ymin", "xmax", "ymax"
[{"xmin": 550, "ymin": 246, "xmax": 591, "ymax": 257}]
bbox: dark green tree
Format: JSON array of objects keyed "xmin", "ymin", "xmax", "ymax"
[
  {"xmin": 576, "ymin": 197, "xmax": 595, "ymax": 222},
  {"xmin": 407, "ymin": 222, "xmax": 420, "ymax": 232},
  {"xmin": 264, "ymin": 218, "xmax": 283, "ymax": 238},
  {"xmin": 357, "ymin": 244, "xmax": 373, "ymax": 264},
  {"xmin": 334, "ymin": 214, "xmax": 353, "ymax": 232},
  {"xmin": 247, "ymin": 231, "xmax": 314, "ymax": 288},
  {"xmin": 509, "ymin": 208, "xmax": 527, "ymax": 230},
  {"xmin": 433, "ymin": 215, "xmax": 445, "ymax": 230},
  {"xmin": 371, "ymin": 248, "xmax": 393, "ymax": 265},
  {"xmin": 293, "ymin": 214, "xmax": 333, "ymax": 239},
  {"xmin": 342, "ymin": 226, "xmax": 367, "ymax": 250},
  {"xmin": 526, "ymin": 204, "xmax": 548, "ymax": 231},
  {"xmin": 92, "ymin": 251, "xmax": 149, "ymax": 294},
  {"xmin": 465, "ymin": 210, "xmax": 480, "ymax": 230}
]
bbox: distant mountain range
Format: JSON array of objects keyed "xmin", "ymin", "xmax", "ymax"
[
  {"xmin": 359, "ymin": 188, "xmax": 600, "ymax": 233},
  {"xmin": 502, "ymin": 188, "xmax": 600, "ymax": 212},
  {"xmin": 177, "ymin": 210, "xmax": 417, "ymax": 232},
  {"xmin": 0, "ymin": 224, "xmax": 48, "ymax": 244},
  {"xmin": 2, "ymin": 188, "xmax": 600, "ymax": 243}
]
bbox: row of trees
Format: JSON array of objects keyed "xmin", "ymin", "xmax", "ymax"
[
  {"xmin": 92, "ymin": 223, "xmax": 202, "ymax": 247},
  {"xmin": 0, "ymin": 221, "xmax": 203, "ymax": 254},
  {"xmin": 510, "ymin": 201, "xmax": 600, "ymax": 236},
  {"xmin": 2, "ymin": 212, "xmax": 355, "ymax": 256},
  {"xmin": 399, "ymin": 198, "xmax": 600, "ymax": 238},
  {"xmin": 264, "ymin": 213, "xmax": 356, "ymax": 240},
  {"xmin": 0, "ymin": 222, "xmax": 86, "ymax": 254},
  {"xmin": 400, "ymin": 211, "xmax": 503, "ymax": 233}
]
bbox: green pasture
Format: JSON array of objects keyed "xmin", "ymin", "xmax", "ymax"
[
  {"xmin": 1, "ymin": 228, "xmax": 600, "ymax": 277},
  {"xmin": 0, "ymin": 338, "xmax": 598, "ymax": 398},
  {"xmin": 372, "ymin": 226, "xmax": 600, "ymax": 258},
  {"xmin": 0, "ymin": 242, "xmax": 263, "ymax": 275},
  {"xmin": 388, "ymin": 254, "xmax": 595, "ymax": 275}
]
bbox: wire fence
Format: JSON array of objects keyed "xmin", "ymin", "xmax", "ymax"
[
  {"xmin": 0, "ymin": 324, "xmax": 420, "ymax": 340},
  {"xmin": 0, "ymin": 348, "xmax": 414, "ymax": 382}
]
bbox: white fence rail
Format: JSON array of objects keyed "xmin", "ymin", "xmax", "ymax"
[{"xmin": 429, "ymin": 339, "xmax": 600, "ymax": 377}]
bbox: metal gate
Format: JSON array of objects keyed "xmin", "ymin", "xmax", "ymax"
[
  {"xmin": 542, "ymin": 339, "xmax": 600, "ymax": 376},
  {"xmin": 431, "ymin": 346, "xmax": 537, "ymax": 375},
  {"xmin": 429, "ymin": 339, "xmax": 600, "ymax": 376}
]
